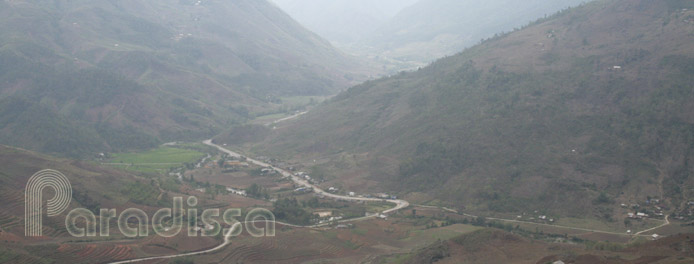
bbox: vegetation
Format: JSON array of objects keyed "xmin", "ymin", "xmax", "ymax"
[
  {"xmin": 121, "ymin": 181, "xmax": 162, "ymax": 207},
  {"xmin": 251, "ymin": 0, "xmax": 694, "ymax": 219},
  {"xmin": 245, "ymin": 183, "xmax": 269, "ymax": 199},
  {"xmin": 108, "ymin": 146, "xmax": 205, "ymax": 175},
  {"xmin": 272, "ymin": 198, "xmax": 314, "ymax": 225},
  {"xmin": 0, "ymin": 0, "xmax": 368, "ymax": 157}
]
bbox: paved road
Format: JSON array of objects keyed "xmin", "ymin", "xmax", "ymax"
[
  {"xmin": 203, "ymin": 139, "xmax": 410, "ymax": 215},
  {"xmin": 108, "ymin": 141, "xmax": 409, "ymax": 264},
  {"xmin": 109, "ymin": 223, "xmax": 242, "ymax": 264},
  {"xmin": 264, "ymin": 111, "xmax": 307, "ymax": 126},
  {"xmin": 634, "ymin": 215, "xmax": 669, "ymax": 236}
]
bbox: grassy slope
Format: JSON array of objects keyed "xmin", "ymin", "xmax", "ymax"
[
  {"xmin": 0, "ymin": 0, "xmax": 372, "ymax": 157},
  {"xmin": 0, "ymin": 144, "xmax": 154, "ymax": 238},
  {"xmin": 242, "ymin": 0, "xmax": 694, "ymax": 218}
]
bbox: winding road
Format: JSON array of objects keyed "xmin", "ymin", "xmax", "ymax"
[
  {"xmin": 264, "ymin": 111, "xmax": 308, "ymax": 126},
  {"xmin": 107, "ymin": 140, "xmax": 409, "ymax": 264},
  {"xmin": 203, "ymin": 139, "xmax": 410, "ymax": 214},
  {"xmin": 109, "ymin": 138, "xmax": 669, "ymax": 263}
]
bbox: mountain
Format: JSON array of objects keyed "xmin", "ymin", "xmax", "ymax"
[
  {"xmin": 270, "ymin": 0, "xmax": 419, "ymax": 46},
  {"xmin": 225, "ymin": 0, "xmax": 694, "ymax": 219},
  {"xmin": 359, "ymin": 0, "xmax": 587, "ymax": 67},
  {"xmin": 0, "ymin": 0, "xmax": 371, "ymax": 157}
]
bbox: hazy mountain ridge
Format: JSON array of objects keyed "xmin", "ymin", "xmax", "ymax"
[
  {"xmin": 0, "ymin": 0, "xmax": 371, "ymax": 157},
  {"xmin": 271, "ymin": 0, "xmax": 419, "ymax": 45},
  {"xmin": 358, "ymin": 0, "xmax": 588, "ymax": 66},
  {"xmin": 235, "ymin": 0, "xmax": 694, "ymax": 217}
]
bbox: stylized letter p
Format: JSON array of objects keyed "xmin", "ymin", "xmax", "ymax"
[{"xmin": 25, "ymin": 169, "xmax": 72, "ymax": 237}]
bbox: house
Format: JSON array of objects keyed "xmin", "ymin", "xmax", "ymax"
[
  {"xmin": 328, "ymin": 187, "xmax": 338, "ymax": 192},
  {"xmin": 349, "ymin": 192, "xmax": 355, "ymax": 197},
  {"xmin": 553, "ymin": 261, "xmax": 566, "ymax": 264},
  {"xmin": 378, "ymin": 214, "xmax": 388, "ymax": 220},
  {"xmin": 226, "ymin": 187, "xmax": 247, "ymax": 196},
  {"xmin": 628, "ymin": 213, "xmax": 635, "ymax": 218},
  {"xmin": 652, "ymin": 234, "xmax": 660, "ymax": 239},
  {"xmin": 637, "ymin": 212, "xmax": 648, "ymax": 218},
  {"xmin": 377, "ymin": 193, "xmax": 390, "ymax": 199},
  {"xmin": 613, "ymin": 65, "xmax": 622, "ymax": 69},
  {"xmin": 314, "ymin": 211, "xmax": 333, "ymax": 218}
]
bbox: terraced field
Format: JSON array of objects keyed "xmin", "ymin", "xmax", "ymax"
[
  {"xmin": 0, "ymin": 250, "xmax": 49, "ymax": 264},
  {"xmin": 41, "ymin": 244, "xmax": 135, "ymax": 264}
]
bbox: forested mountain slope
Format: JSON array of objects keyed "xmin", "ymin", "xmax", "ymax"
[
  {"xmin": 236, "ymin": 0, "xmax": 694, "ymax": 218},
  {"xmin": 0, "ymin": 0, "xmax": 370, "ymax": 157}
]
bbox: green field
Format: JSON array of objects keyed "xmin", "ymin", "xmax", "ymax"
[
  {"xmin": 251, "ymin": 113, "xmax": 290, "ymax": 124},
  {"xmin": 107, "ymin": 146, "xmax": 206, "ymax": 174}
]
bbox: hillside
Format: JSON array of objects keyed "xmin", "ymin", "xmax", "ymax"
[
  {"xmin": 0, "ymin": 144, "xmax": 150, "ymax": 263},
  {"xmin": 228, "ymin": 0, "xmax": 694, "ymax": 220},
  {"xmin": 388, "ymin": 229, "xmax": 694, "ymax": 264},
  {"xmin": 0, "ymin": 0, "xmax": 371, "ymax": 157},
  {"xmin": 358, "ymin": 0, "xmax": 586, "ymax": 68}
]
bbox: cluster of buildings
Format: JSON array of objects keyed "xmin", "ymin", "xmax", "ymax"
[
  {"xmin": 516, "ymin": 211, "xmax": 555, "ymax": 223},
  {"xmin": 294, "ymin": 187, "xmax": 313, "ymax": 193},
  {"xmin": 226, "ymin": 187, "xmax": 247, "ymax": 197},
  {"xmin": 672, "ymin": 201, "xmax": 694, "ymax": 221},
  {"xmin": 294, "ymin": 171, "xmax": 321, "ymax": 184},
  {"xmin": 313, "ymin": 211, "xmax": 345, "ymax": 225},
  {"xmin": 622, "ymin": 198, "xmax": 667, "ymax": 220}
]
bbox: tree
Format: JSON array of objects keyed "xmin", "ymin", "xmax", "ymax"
[{"xmin": 246, "ymin": 183, "xmax": 265, "ymax": 199}]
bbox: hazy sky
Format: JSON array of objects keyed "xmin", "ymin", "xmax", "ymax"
[{"xmin": 271, "ymin": 0, "xmax": 419, "ymax": 45}]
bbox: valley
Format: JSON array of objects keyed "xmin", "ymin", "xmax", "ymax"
[{"xmin": 0, "ymin": 0, "xmax": 693, "ymax": 263}]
